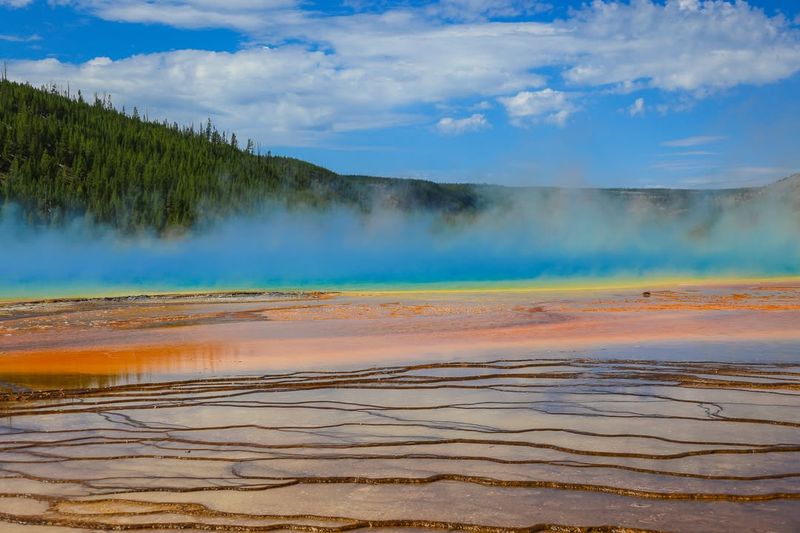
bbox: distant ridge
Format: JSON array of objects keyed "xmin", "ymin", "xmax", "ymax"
[{"xmin": 765, "ymin": 172, "xmax": 800, "ymax": 192}]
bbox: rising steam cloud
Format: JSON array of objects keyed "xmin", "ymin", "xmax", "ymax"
[{"xmin": 1, "ymin": 184, "xmax": 799, "ymax": 298}]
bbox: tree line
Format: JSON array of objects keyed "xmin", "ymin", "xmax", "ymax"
[{"xmin": 1, "ymin": 78, "xmax": 483, "ymax": 233}]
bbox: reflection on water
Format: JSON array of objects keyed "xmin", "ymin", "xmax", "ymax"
[
  {"xmin": 0, "ymin": 344, "xmax": 228, "ymax": 391},
  {"xmin": 1, "ymin": 357, "xmax": 800, "ymax": 532},
  {"xmin": 0, "ymin": 373, "xmax": 122, "ymax": 392},
  {"xmin": 2, "ymin": 340, "xmax": 800, "ymax": 392}
]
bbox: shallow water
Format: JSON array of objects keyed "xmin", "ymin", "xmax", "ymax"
[
  {"xmin": 2, "ymin": 357, "xmax": 800, "ymax": 532},
  {"xmin": 1, "ymin": 284, "xmax": 799, "ymax": 532}
]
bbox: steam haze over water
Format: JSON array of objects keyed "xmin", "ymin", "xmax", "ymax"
[{"xmin": 3, "ymin": 185, "xmax": 799, "ymax": 298}]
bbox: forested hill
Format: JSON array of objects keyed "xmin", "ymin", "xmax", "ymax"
[
  {"xmin": 1, "ymin": 79, "xmax": 797, "ymax": 234},
  {"xmin": 0, "ymin": 79, "xmax": 484, "ymax": 232}
]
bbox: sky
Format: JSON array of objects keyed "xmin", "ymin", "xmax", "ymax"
[{"xmin": 2, "ymin": 0, "xmax": 800, "ymax": 188}]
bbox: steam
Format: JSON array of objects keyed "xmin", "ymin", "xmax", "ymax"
[{"xmin": 1, "ymin": 185, "xmax": 799, "ymax": 298}]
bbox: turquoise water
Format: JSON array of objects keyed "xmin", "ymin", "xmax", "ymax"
[{"xmin": 2, "ymin": 201, "xmax": 798, "ymax": 299}]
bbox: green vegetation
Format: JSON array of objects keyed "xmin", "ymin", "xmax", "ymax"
[
  {"xmin": 0, "ymin": 79, "xmax": 482, "ymax": 233},
  {"xmin": 2, "ymin": 78, "xmax": 796, "ymax": 234}
]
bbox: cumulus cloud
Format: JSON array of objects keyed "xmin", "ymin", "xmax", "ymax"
[
  {"xmin": 8, "ymin": 1, "xmax": 800, "ymax": 142},
  {"xmin": 661, "ymin": 135, "xmax": 726, "ymax": 147},
  {"xmin": 59, "ymin": 0, "xmax": 553, "ymax": 27},
  {"xmin": 50, "ymin": 0, "xmax": 298, "ymax": 31},
  {"xmin": 499, "ymin": 89, "xmax": 574, "ymax": 126},
  {"xmin": 7, "ymin": 31, "xmax": 544, "ymax": 143},
  {"xmin": 63, "ymin": 1, "xmax": 800, "ymax": 93},
  {"xmin": 10, "ymin": 48, "xmax": 430, "ymax": 145},
  {"xmin": 627, "ymin": 97, "xmax": 645, "ymax": 117},
  {"xmin": 562, "ymin": 0, "xmax": 800, "ymax": 92},
  {"xmin": 435, "ymin": 113, "xmax": 489, "ymax": 134}
]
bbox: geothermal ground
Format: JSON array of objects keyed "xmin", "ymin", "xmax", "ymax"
[{"xmin": 1, "ymin": 282, "xmax": 799, "ymax": 532}]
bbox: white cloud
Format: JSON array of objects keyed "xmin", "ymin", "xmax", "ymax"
[
  {"xmin": 50, "ymin": 0, "xmax": 297, "ymax": 31},
  {"xmin": 9, "ymin": 1, "xmax": 800, "ymax": 143},
  {"xmin": 0, "ymin": 33, "xmax": 41, "ymax": 42},
  {"xmin": 661, "ymin": 135, "xmax": 726, "ymax": 147},
  {"xmin": 561, "ymin": 0, "xmax": 800, "ymax": 92},
  {"xmin": 628, "ymin": 97, "xmax": 645, "ymax": 117},
  {"xmin": 60, "ymin": 0, "xmax": 553, "ymax": 27},
  {"xmin": 650, "ymin": 161, "xmax": 715, "ymax": 172},
  {"xmin": 9, "ymin": 48, "xmax": 413, "ymax": 145},
  {"xmin": 57, "ymin": 1, "xmax": 800, "ymax": 94},
  {"xmin": 499, "ymin": 88, "xmax": 574, "ymax": 126},
  {"xmin": 11, "ymin": 46, "xmax": 508, "ymax": 145},
  {"xmin": 669, "ymin": 166, "xmax": 796, "ymax": 188},
  {"xmin": 470, "ymin": 101, "xmax": 493, "ymax": 110},
  {"xmin": 0, "ymin": 0, "xmax": 33, "ymax": 7},
  {"xmin": 430, "ymin": 0, "xmax": 551, "ymax": 22},
  {"xmin": 435, "ymin": 113, "xmax": 489, "ymax": 134}
]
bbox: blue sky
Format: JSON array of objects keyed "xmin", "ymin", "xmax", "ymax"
[{"xmin": 2, "ymin": 0, "xmax": 800, "ymax": 188}]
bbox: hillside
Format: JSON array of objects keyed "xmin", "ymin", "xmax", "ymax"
[
  {"xmin": 0, "ymin": 79, "xmax": 797, "ymax": 233},
  {"xmin": 765, "ymin": 173, "xmax": 800, "ymax": 203},
  {"xmin": 0, "ymin": 79, "xmax": 483, "ymax": 232}
]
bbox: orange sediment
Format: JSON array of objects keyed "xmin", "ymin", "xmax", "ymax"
[{"xmin": 1, "ymin": 281, "xmax": 799, "ymax": 381}]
